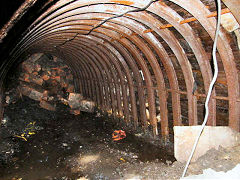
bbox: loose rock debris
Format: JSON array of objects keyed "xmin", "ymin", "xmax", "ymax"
[{"xmin": 5, "ymin": 53, "xmax": 95, "ymax": 115}]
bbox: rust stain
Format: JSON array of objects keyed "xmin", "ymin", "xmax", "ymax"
[
  {"xmin": 110, "ymin": 0, "xmax": 134, "ymax": 6},
  {"xmin": 119, "ymin": 34, "xmax": 126, "ymax": 39},
  {"xmin": 92, "ymin": 18, "xmax": 104, "ymax": 20},
  {"xmin": 157, "ymin": 0, "xmax": 167, "ymax": 7},
  {"xmin": 125, "ymin": 13, "xmax": 134, "ymax": 17},
  {"xmin": 106, "ymin": 10, "xmax": 114, "ymax": 13},
  {"xmin": 130, "ymin": 32, "xmax": 138, "ymax": 36},
  {"xmin": 216, "ymin": 71, "xmax": 227, "ymax": 86},
  {"xmin": 110, "ymin": 38, "xmax": 116, "ymax": 42}
]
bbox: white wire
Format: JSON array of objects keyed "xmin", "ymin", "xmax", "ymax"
[{"xmin": 181, "ymin": 0, "xmax": 222, "ymax": 178}]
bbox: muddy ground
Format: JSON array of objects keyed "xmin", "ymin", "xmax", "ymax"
[{"xmin": 1, "ymin": 96, "xmax": 240, "ymax": 180}]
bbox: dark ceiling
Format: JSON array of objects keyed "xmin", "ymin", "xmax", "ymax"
[{"xmin": 0, "ymin": 0, "xmax": 25, "ymax": 29}]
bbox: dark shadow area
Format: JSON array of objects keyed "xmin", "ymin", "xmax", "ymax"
[{"xmin": 0, "ymin": 0, "xmax": 25, "ymax": 29}]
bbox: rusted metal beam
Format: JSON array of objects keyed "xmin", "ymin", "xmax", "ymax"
[{"xmin": 171, "ymin": 0, "xmax": 240, "ymax": 131}]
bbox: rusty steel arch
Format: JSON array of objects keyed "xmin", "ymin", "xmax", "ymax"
[{"xmin": 1, "ymin": 0, "xmax": 240, "ymax": 139}]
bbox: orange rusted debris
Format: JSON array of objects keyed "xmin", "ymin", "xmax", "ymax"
[
  {"xmin": 112, "ymin": 130, "xmax": 126, "ymax": 141},
  {"xmin": 22, "ymin": 73, "xmax": 30, "ymax": 82},
  {"xmin": 29, "ymin": 74, "xmax": 43, "ymax": 86},
  {"xmin": 51, "ymin": 67, "xmax": 58, "ymax": 70},
  {"xmin": 42, "ymin": 74, "xmax": 50, "ymax": 81},
  {"xmin": 70, "ymin": 109, "xmax": 81, "ymax": 115},
  {"xmin": 51, "ymin": 76, "xmax": 61, "ymax": 82},
  {"xmin": 60, "ymin": 81, "xmax": 68, "ymax": 88},
  {"xmin": 110, "ymin": 0, "xmax": 134, "ymax": 6}
]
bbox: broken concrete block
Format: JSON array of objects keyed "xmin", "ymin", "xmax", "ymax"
[
  {"xmin": 4, "ymin": 87, "xmax": 22, "ymax": 105},
  {"xmin": 79, "ymin": 100, "xmax": 95, "ymax": 113},
  {"xmin": 27, "ymin": 53, "xmax": 43, "ymax": 63},
  {"xmin": 68, "ymin": 93, "xmax": 83, "ymax": 109},
  {"xmin": 29, "ymin": 74, "xmax": 43, "ymax": 86},
  {"xmin": 221, "ymin": 13, "xmax": 239, "ymax": 32},
  {"xmin": 22, "ymin": 62, "xmax": 35, "ymax": 74},
  {"xmin": 18, "ymin": 82, "xmax": 45, "ymax": 101},
  {"xmin": 19, "ymin": 73, "xmax": 30, "ymax": 82},
  {"xmin": 39, "ymin": 100, "xmax": 56, "ymax": 111},
  {"xmin": 174, "ymin": 126, "xmax": 240, "ymax": 163},
  {"xmin": 28, "ymin": 90, "xmax": 44, "ymax": 101},
  {"xmin": 67, "ymin": 84, "xmax": 74, "ymax": 93},
  {"xmin": 35, "ymin": 64, "xmax": 41, "ymax": 72}
]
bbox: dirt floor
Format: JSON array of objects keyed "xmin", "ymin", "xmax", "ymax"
[{"xmin": 1, "ymin": 96, "xmax": 240, "ymax": 180}]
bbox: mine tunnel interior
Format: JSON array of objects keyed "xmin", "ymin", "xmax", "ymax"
[{"xmin": 0, "ymin": 0, "xmax": 240, "ymax": 179}]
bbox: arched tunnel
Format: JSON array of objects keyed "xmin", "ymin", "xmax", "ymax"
[{"xmin": 0, "ymin": 0, "xmax": 240, "ymax": 179}]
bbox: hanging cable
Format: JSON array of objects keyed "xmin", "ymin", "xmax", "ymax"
[
  {"xmin": 181, "ymin": 0, "xmax": 222, "ymax": 178},
  {"xmin": 84, "ymin": 0, "xmax": 158, "ymax": 36},
  {"xmin": 55, "ymin": 0, "xmax": 158, "ymax": 48}
]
